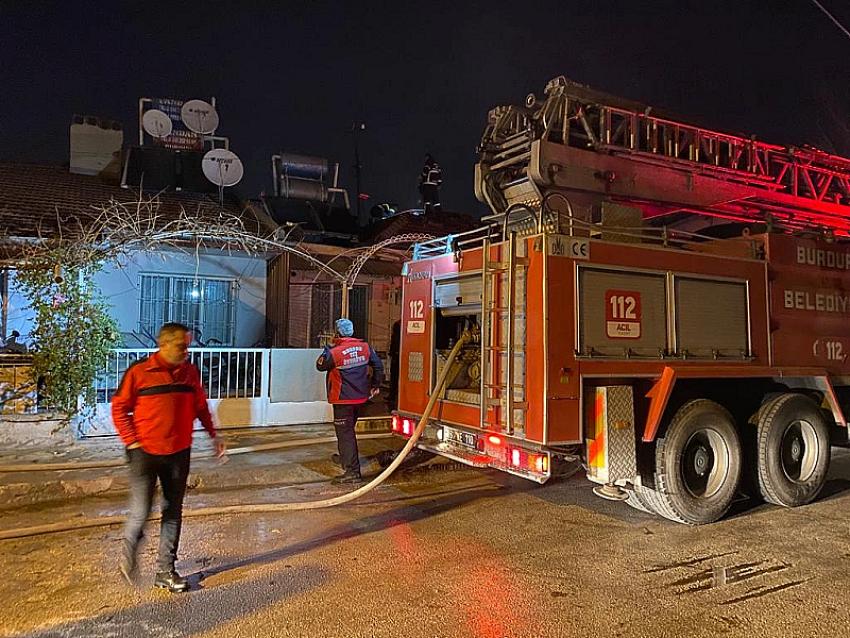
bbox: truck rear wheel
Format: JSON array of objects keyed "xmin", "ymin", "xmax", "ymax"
[
  {"xmin": 625, "ymin": 486, "xmax": 655, "ymax": 513},
  {"xmin": 652, "ymin": 399, "xmax": 742, "ymax": 525},
  {"xmin": 756, "ymin": 393, "xmax": 830, "ymax": 507}
]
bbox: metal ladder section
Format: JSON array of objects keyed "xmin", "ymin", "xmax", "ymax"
[{"xmin": 479, "ymin": 232, "xmax": 527, "ymax": 435}]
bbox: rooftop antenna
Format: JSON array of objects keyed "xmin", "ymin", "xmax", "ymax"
[
  {"xmin": 181, "ymin": 99, "xmax": 219, "ymax": 135},
  {"xmin": 202, "ymin": 148, "xmax": 244, "ymax": 205},
  {"xmin": 142, "ymin": 109, "xmax": 173, "ymax": 138}
]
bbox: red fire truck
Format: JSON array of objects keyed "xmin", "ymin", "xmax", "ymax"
[{"xmin": 392, "ymin": 76, "xmax": 850, "ymax": 524}]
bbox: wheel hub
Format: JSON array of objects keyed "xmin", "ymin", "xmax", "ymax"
[
  {"xmin": 781, "ymin": 421, "xmax": 819, "ymax": 483},
  {"xmin": 789, "ymin": 436, "xmax": 802, "ymax": 462},
  {"xmin": 693, "ymin": 446, "xmax": 710, "ymax": 476},
  {"xmin": 681, "ymin": 429, "xmax": 728, "ymax": 498}
]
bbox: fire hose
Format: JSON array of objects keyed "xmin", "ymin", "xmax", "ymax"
[
  {"xmin": 0, "ymin": 332, "xmax": 471, "ymax": 541},
  {"xmin": 0, "ymin": 435, "xmax": 394, "ymax": 473}
]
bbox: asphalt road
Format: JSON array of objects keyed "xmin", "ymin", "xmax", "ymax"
[{"xmin": 3, "ymin": 444, "xmax": 850, "ymax": 638}]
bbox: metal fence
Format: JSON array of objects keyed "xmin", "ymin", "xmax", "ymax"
[{"xmin": 95, "ymin": 348, "xmax": 268, "ymax": 404}]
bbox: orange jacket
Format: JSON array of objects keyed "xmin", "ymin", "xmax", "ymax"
[{"xmin": 111, "ymin": 353, "xmax": 216, "ymax": 455}]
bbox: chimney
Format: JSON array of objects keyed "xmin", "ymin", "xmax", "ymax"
[{"xmin": 69, "ymin": 114, "xmax": 123, "ymax": 178}]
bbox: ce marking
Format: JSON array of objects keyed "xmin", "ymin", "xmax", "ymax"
[
  {"xmin": 569, "ymin": 238, "xmax": 589, "ymax": 259},
  {"xmin": 548, "ymin": 235, "xmax": 590, "ymax": 260}
]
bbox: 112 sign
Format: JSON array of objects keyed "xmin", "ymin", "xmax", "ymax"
[
  {"xmin": 407, "ymin": 299, "xmax": 426, "ymax": 334},
  {"xmin": 605, "ymin": 290, "xmax": 642, "ymax": 339}
]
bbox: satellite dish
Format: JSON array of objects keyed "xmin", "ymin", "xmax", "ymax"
[
  {"xmin": 142, "ymin": 109, "xmax": 173, "ymax": 138},
  {"xmin": 181, "ymin": 99, "xmax": 219, "ymax": 134},
  {"xmin": 202, "ymin": 149, "xmax": 243, "ymax": 187}
]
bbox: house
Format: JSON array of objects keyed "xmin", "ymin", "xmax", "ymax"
[
  {"xmin": 0, "ymin": 162, "xmax": 272, "ymax": 349},
  {"xmin": 0, "ymin": 114, "xmax": 483, "ymax": 432},
  {"xmin": 0, "ymin": 156, "xmax": 314, "ymax": 433}
]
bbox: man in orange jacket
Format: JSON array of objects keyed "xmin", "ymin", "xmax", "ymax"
[{"xmin": 112, "ymin": 322, "xmax": 226, "ymax": 592}]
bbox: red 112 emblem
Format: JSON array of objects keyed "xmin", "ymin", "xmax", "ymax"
[{"xmin": 605, "ymin": 290, "xmax": 641, "ymax": 339}]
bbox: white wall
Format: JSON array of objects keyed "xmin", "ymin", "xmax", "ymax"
[
  {"xmin": 99, "ymin": 249, "xmax": 267, "ymax": 347},
  {"xmin": 6, "ymin": 248, "xmax": 268, "ymax": 348},
  {"xmin": 270, "ymin": 348, "xmax": 327, "ymax": 402}
]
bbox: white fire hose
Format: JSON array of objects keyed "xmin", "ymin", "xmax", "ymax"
[
  {"xmin": 0, "ymin": 333, "xmax": 471, "ymax": 541},
  {"xmin": 0, "ymin": 435, "xmax": 394, "ymax": 473}
]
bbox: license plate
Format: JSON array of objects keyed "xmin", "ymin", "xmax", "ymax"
[{"xmin": 443, "ymin": 426, "xmax": 477, "ymax": 449}]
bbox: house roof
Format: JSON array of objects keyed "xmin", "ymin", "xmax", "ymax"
[
  {"xmin": 0, "ymin": 162, "xmax": 269, "ymax": 240},
  {"xmin": 288, "ymin": 252, "xmax": 403, "ymax": 278},
  {"xmin": 365, "ymin": 209, "xmax": 481, "ymax": 244}
]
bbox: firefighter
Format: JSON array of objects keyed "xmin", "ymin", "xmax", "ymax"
[
  {"xmin": 418, "ymin": 153, "xmax": 442, "ymax": 214},
  {"xmin": 316, "ymin": 318, "xmax": 384, "ymax": 484}
]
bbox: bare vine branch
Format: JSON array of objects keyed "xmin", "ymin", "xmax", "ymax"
[{"xmin": 0, "ymin": 194, "xmax": 345, "ymax": 282}]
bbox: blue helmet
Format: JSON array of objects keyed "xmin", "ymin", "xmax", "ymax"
[{"xmin": 335, "ymin": 318, "xmax": 354, "ymax": 337}]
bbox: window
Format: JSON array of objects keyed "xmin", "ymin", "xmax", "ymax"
[
  {"xmin": 139, "ymin": 274, "xmax": 236, "ymax": 346},
  {"xmin": 309, "ymin": 284, "xmax": 369, "ymax": 347}
]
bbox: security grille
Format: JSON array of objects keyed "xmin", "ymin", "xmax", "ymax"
[
  {"xmin": 139, "ymin": 274, "xmax": 236, "ymax": 346},
  {"xmin": 310, "ymin": 284, "xmax": 369, "ymax": 346}
]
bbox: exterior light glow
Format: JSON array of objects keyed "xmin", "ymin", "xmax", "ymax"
[{"xmin": 534, "ymin": 454, "xmax": 549, "ymax": 473}]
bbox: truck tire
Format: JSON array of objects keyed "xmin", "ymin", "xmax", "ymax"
[
  {"xmin": 625, "ymin": 485, "xmax": 655, "ymax": 513},
  {"xmin": 756, "ymin": 393, "xmax": 830, "ymax": 507},
  {"xmin": 652, "ymin": 399, "xmax": 742, "ymax": 525}
]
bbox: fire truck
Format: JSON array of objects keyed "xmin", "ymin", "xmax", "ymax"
[{"xmin": 392, "ymin": 76, "xmax": 850, "ymax": 524}]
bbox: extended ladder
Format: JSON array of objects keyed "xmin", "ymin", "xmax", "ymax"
[{"xmin": 478, "ymin": 76, "xmax": 850, "ymax": 235}]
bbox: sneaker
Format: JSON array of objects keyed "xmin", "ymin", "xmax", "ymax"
[
  {"xmin": 331, "ymin": 471, "xmax": 364, "ymax": 485},
  {"xmin": 154, "ymin": 570, "xmax": 189, "ymax": 593}
]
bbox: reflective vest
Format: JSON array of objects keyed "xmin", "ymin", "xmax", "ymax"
[{"xmin": 316, "ymin": 337, "xmax": 384, "ymax": 404}]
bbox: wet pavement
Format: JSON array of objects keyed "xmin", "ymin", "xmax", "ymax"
[
  {"xmin": 3, "ymin": 444, "xmax": 850, "ymax": 637},
  {"xmin": 0, "ymin": 424, "xmax": 394, "ymax": 509}
]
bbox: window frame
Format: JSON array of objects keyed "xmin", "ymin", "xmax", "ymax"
[
  {"xmin": 138, "ymin": 272, "xmax": 238, "ymax": 346},
  {"xmin": 309, "ymin": 283, "xmax": 370, "ymax": 347}
]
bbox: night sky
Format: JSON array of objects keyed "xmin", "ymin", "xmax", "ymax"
[{"xmin": 2, "ymin": 1, "xmax": 849, "ymax": 216}]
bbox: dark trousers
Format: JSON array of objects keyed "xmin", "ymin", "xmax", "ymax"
[
  {"xmin": 123, "ymin": 447, "xmax": 191, "ymax": 572},
  {"xmin": 333, "ymin": 403, "xmax": 362, "ymax": 475}
]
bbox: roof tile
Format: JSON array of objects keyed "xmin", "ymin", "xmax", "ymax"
[{"xmin": 0, "ymin": 162, "xmax": 261, "ymax": 239}]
